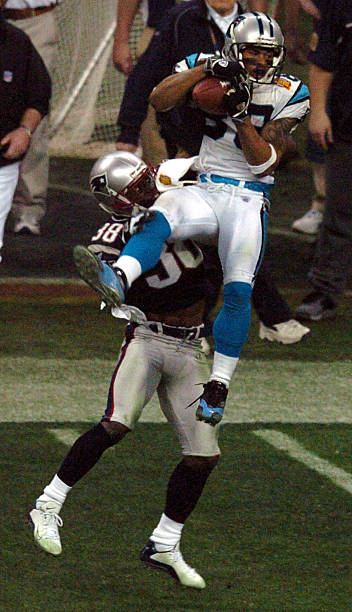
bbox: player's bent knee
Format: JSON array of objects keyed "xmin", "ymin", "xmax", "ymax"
[
  {"xmin": 101, "ymin": 420, "xmax": 131, "ymax": 444},
  {"xmin": 224, "ymin": 281, "xmax": 252, "ymax": 310},
  {"xmin": 183, "ymin": 454, "xmax": 220, "ymax": 472}
]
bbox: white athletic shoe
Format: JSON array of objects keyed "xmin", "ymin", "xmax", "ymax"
[
  {"xmin": 28, "ymin": 500, "xmax": 63, "ymax": 555},
  {"xmin": 259, "ymin": 319, "xmax": 310, "ymax": 344},
  {"xmin": 291, "ymin": 209, "xmax": 323, "ymax": 235},
  {"xmin": 140, "ymin": 540, "xmax": 206, "ymax": 589}
]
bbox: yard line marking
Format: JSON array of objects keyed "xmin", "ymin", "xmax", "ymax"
[
  {"xmin": 253, "ymin": 429, "xmax": 352, "ymax": 495},
  {"xmin": 48, "ymin": 428, "xmax": 80, "ymax": 447}
]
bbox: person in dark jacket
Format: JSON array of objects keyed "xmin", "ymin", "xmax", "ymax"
[
  {"xmin": 295, "ymin": 0, "xmax": 352, "ymax": 321},
  {"xmin": 113, "ymin": 0, "xmax": 177, "ymax": 164},
  {"xmin": 0, "ymin": 8, "xmax": 51, "ymax": 261}
]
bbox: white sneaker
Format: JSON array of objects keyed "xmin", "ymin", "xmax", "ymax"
[
  {"xmin": 140, "ymin": 540, "xmax": 206, "ymax": 589},
  {"xmin": 28, "ymin": 500, "xmax": 63, "ymax": 555},
  {"xmin": 259, "ymin": 319, "xmax": 310, "ymax": 344},
  {"xmin": 291, "ymin": 209, "xmax": 323, "ymax": 235}
]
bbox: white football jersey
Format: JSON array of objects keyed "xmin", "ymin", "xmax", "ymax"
[{"xmin": 174, "ymin": 54, "xmax": 310, "ymax": 185}]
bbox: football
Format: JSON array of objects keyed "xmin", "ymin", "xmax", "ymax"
[{"xmin": 192, "ymin": 77, "xmax": 231, "ymax": 116}]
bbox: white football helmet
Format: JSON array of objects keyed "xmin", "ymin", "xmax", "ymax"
[
  {"xmin": 222, "ymin": 12, "xmax": 285, "ymax": 84},
  {"xmin": 89, "ymin": 151, "xmax": 158, "ymax": 217}
]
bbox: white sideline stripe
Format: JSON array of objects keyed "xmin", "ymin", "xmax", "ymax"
[
  {"xmin": 254, "ymin": 429, "xmax": 352, "ymax": 495},
  {"xmin": 48, "ymin": 428, "xmax": 80, "ymax": 447}
]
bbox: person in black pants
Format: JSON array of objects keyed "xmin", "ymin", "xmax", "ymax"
[{"xmin": 295, "ymin": 0, "xmax": 352, "ymax": 321}]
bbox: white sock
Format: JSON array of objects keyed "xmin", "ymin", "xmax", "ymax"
[
  {"xmin": 210, "ymin": 351, "xmax": 239, "ymax": 387},
  {"xmin": 113, "ymin": 255, "xmax": 142, "ymax": 288},
  {"xmin": 36, "ymin": 475, "xmax": 72, "ymax": 510},
  {"xmin": 150, "ymin": 513, "xmax": 184, "ymax": 551}
]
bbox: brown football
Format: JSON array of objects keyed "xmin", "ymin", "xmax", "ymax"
[{"xmin": 192, "ymin": 77, "xmax": 231, "ymax": 116}]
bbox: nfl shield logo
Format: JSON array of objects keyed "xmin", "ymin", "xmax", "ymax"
[{"xmin": 3, "ymin": 70, "xmax": 13, "ymax": 83}]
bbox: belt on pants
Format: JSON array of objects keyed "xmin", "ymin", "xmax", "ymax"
[
  {"xmin": 129, "ymin": 321, "xmax": 205, "ymax": 340},
  {"xmin": 3, "ymin": 4, "xmax": 57, "ymax": 19},
  {"xmin": 199, "ymin": 173, "xmax": 272, "ymax": 196}
]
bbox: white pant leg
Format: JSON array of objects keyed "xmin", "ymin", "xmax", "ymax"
[
  {"xmin": 0, "ymin": 163, "xmax": 20, "ymax": 261},
  {"xmin": 216, "ymin": 189, "xmax": 266, "ymax": 285},
  {"xmin": 152, "ymin": 183, "xmax": 266, "ymax": 285},
  {"xmin": 152, "ymin": 185, "xmax": 219, "ymax": 245},
  {"xmin": 9, "ymin": 11, "xmax": 58, "ymax": 215},
  {"xmin": 155, "ymin": 334, "xmax": 220, "ymax": 456},
  {"xmin": 105, "ymin": 331, "xmax": 163, "ymax": 428}
]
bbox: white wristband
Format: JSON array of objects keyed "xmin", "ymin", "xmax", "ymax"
[{"xmin": 248, "ymin": 143, "xmax": 277, "ymax": 175}]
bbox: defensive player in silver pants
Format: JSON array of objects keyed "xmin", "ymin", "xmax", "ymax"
[{"xmin": 28, "ymin": 152, "xmax": 221, "ymax": 589}]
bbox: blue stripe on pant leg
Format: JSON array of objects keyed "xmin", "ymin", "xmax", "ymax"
[
  {"xmin": 121, "ymin": 211, "xmax": 171, "ymax": 273},
  {"xmin": 213, "ymin": 281, "xmax": 252, "ymax": 357}
]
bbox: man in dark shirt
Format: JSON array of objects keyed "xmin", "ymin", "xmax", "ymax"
[
  {"xmin": 295, "ymin": 0, "xmax": 352, "ymax": 320},
  {"xmin": 0, "ymin": 8, "xmax": 51, "ymax": 261}
]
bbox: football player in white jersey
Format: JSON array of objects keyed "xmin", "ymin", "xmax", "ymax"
[{"xmin": 72, "ymin": 12, "xmax": 310, "ymax": 427}]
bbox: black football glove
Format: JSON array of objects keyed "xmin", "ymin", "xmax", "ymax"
[
  {"xmin": 204, "ymin": 56, "xmax": 244, "ymax": 83},
  {"xmin": 222, "ymin": 80, "xmax": 252, "ymax": 123}
]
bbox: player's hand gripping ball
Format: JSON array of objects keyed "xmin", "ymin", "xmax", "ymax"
[{"xmin": 191, "ymin": 77, "xmax": 231, "ymax": 116}]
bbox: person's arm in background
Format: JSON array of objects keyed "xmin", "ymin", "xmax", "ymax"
[
  {"xmin": 308, "ymin": 64, "xmax": 333, "ymax": 150},
  {"xmin": 296, "ymin": 0, "xmax": 321, "ymax": 20},
  {"xmin": 1, "ymin": 108, "xmax": 42, "ymax": 160},
  {"xmin": 113, "ymin": 0, "xmax": 142, "ymax": 75},
  {"xmin": 116, "ymin": 16, "xmax": 177, "ymax": 153}
]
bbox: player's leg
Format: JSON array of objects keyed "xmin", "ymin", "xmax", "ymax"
[
  {"xmin": 28, "ymin": 329, "xmax": 161, "ymax": 555},
  {"xmin": 79, "ymin": 186, "xmax": 219, "ymax": 307},
  {"xmin": 140, "ymin": 337, "xmax": 219, "ymax": 588},
  {"xmin": 140, "ymin": 454, "xmax": 218, "ymax": 589},
  {"xmin": 197, "ymin": 192, "xmax": 268, "ymax": 425}
]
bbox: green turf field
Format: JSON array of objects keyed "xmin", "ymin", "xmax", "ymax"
[
  {"xmin": 1, "ymin": 299, "xmax": 352, "ymax": 611},
  {"xmin": 2, "ymin": 17, "xmax": 352, "ymax": 609}
]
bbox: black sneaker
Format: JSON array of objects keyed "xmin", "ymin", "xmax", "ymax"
[
  {"xmin": 196, "ymin": 380, "xmax": 228, "ymax": 426},
  {"xmin": 295, "ymin": 291, "xmax": 337, "ymax": 321}
]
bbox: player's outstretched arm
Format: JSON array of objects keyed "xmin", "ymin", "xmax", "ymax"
[{"xmin": 150, "ymin": 64, "xmax": 206, "ymax": 112}]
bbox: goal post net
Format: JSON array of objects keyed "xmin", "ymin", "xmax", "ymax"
[{"xmin": 49, "ymin": 0, "xmax": 144, "ymax": 157}]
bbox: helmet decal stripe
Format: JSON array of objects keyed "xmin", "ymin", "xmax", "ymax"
[
  {"xmin": 256, "ymin": 15, "xmax": 264, "ymax": 36},
  {"xmin": 267, "ymin": 16, "xmax": 274, "ymax": 38}
]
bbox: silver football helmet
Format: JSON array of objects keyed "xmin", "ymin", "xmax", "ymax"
[
  {"xmin": 89, "ymin": 151, "xmax": 158, "ymax": 217},
  {"xmin": 222, "ymin": 12, "xmax": 285, "ymax": 84}
]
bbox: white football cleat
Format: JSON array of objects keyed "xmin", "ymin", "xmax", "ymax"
[
  {"xmin": 140, "ymin": 540, "xmax": 206, "ymax": 589},
  {"xmin": 28, "ymin": 500, "xmax": 63, "ymax": 555},
  {"xmin": 291, "ymin": 209, "xmax": 323, "ymax": 235},
  {"xmin": 259, "ymin": 319, "xmax": 310, "ymax": 344}
]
